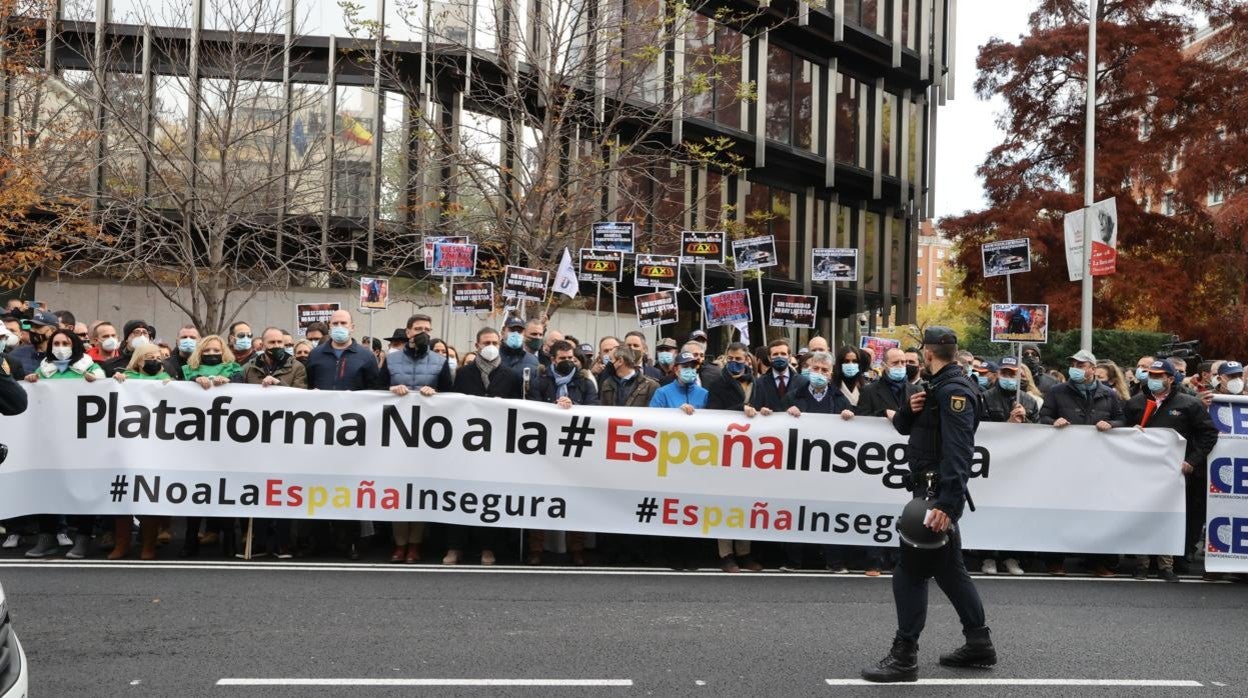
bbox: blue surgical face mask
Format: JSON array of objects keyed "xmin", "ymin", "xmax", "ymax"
[
  {"xmin": 771, "ymin": 357, "xmax": 789, "ymax": 373},
  {"xmin": 801, "ymin": 368, "xmax": 811, "ymax": 377},
  {"xmin": 1147, "ymin": 377, "xmax": 1167, "ymax": 393},
  {"xmin": 841, "ymin": 362, "xmax": 860, "ymax": 378},
  {"xmin": 976, "ymin": 374, "xmax": 989, "ymax": 388},
  {"xmin": 678, "ymin": 367, "xmax": 698, "ymax": 384},
  {"xmin": 656, "ymin": 352, "xmax": 674, "ymax": 366},
  {"xmin": 998, "ymin": 377, "xmax": 1019, "ymax": 392},
  {"xmin": 330, "ymin": 326, "xmax": 350, "ymax": 344},
  {"xmin": 965, "ymin": 365, "xmax": 974, "ymax": 377},
  {"xmin": 726, "ymin": 360, "xmax": 747, "ymax": 375},
  {"xmin": 285, "ymin": 347, "xmax": 295, "ymax": 357},
  {"xmin": 234, "ymin": 336, "xmax": 252, "ymax": 351},
  {"xmin": 178, "ymin": 338, "xmax": 197, "ymax": 354},
  {"xmin": 1068, "ymin": 367, "xmax": 1086, "ymax": 383},
  {"xmin": 1135, "ymin": 368, "xmax": 1149, "ymax": 383},
  {"xmin": 505, "ymin": 332, "xmax": 523, "ymax": 349},
  {"xmin": 887, "ymin": 366, "xmax": 907, "ymax": 382},
  {"xmin": 808, "ymin": 373, "xmax": 829, "ymax": 390}
]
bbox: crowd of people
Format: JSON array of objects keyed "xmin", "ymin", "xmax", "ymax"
[{"xmin": 0, "ymin": 298, "xmax": 1241, "ymax": 582}]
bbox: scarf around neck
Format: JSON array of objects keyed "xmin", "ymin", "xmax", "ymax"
[{"xmin": 475, "ymin": 353, "xmax": 501, "ymax": 389}]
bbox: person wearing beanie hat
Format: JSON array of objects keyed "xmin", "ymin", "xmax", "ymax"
[{"xmin": 101, "ymin": 319, "xmax": 154, "ymax": 377}]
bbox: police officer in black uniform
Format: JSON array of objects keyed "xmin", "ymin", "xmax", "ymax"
[{"xmin": 861, "ymin": 327, "xmax": 996, "ymax": 683}]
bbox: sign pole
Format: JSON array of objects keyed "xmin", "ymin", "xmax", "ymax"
[
  {"xmin": 700, "ymin": 264, "xmax": 707, "ymax": 330},
  {"xmin": 830, "ymin": 281, "xmax": 837, "ymax": 351},
  {"xmin": 594, "ymin": 282, "xmax": 601, "ymax": 342},
  {"xmin": 613, "ymin": 283, "xmax": 620, "ymax": 338},
  {"xmin": 756, "ymin": 274, "xmax": 766, "ymax": 345},
  {"xmin": 442, "ymin": 276, "xmax": 450, "ymax": 335}
]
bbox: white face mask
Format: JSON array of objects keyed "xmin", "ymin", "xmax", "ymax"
[
  {"xmin": 1226, "ymin": 378, "xmax": 1245, "ymax": 395},
  {"xmin": 446, "ymin": 358, "xmax": 458, "ymax": 369},
  {"xmin": 51, "ymin": 346, "xmax": 73, "ymax": 361},
  {"xmin": 478, "ymin": 345, "xmax": 500, "ymax": 362},
  {"xmin": 129, "ymin": 335, "xmax": 150, "ymax": 351},
  {"xmin": 101, "ymin": 337, "xmax": 120, "ymax": 352}
]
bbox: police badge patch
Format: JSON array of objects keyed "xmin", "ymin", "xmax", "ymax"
[{"xmin": 950, "ymin": 395, "xmax": 967, "ymax": 413}]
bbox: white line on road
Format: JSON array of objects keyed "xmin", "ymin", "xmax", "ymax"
[
  {"xmin": 216, "ymin": 678, "xmax": 633, "ymax": 687},
  {"xmin": 0, "ymin": 560, "xmax": 1215, "ymax": 582},
  {"xmin": 825, "ymin": 679, "xmax": 1203, "ymax": 687}
]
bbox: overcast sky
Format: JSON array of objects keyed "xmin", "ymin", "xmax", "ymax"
[{"xmin": 933, "ymin": 0, "xmax": 1035, "ymax": 221}]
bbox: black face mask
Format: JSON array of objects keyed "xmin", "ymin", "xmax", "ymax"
[
  {"xmin": 555, "ymin": 360, "xmax": 576, "ymax": 376},
  {"xmin": 411, "ymin": 332, "xmax": 431, "ymax": 353},
  {"xmin": 31, "ymin": 332, "xmax": 47, "ymax": 346},
  {"xmin": 267, "ymin": 347, "xmax": 287, "ymax": 363},
  {"xmin": 296, "ymin": 356, "xmax": 309, "ymax": 366},
  {"xmin": 906, "ymin": 365, "xmax": 920, "ymax": 380},
  {"xmin": 201, "ymin": 354, "xmax": 223, "ymax": 366},
  {"xmin": 142, "ymin": 359, "xmax": 163, "ymax": 375}
]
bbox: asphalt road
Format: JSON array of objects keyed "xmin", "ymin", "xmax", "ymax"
[{"xmin": 0, "ymin": 560, "xmax": 1244, "ymax": 697}]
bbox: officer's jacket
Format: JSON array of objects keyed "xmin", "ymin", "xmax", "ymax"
[
  {"xmin": 892, "ymin": 362, "xmax": 981, "ymax": 520},
  {"xmin": 983, "ymin": 385, "xmax": 1040, "ymax": 423},
  {"xmin": 1038, "ymin": 381, "xmax": 1124, "ymax": 426}
]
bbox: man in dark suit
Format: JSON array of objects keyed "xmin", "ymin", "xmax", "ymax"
[
  {"xmin": 746, "ymin": 338, "xmax": 808, "ymax": 417},
  {"xmin": 857, "ymin": 347, "xmax": 922, "ymax": 419}
]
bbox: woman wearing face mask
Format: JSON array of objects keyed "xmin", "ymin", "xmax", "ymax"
[
  {"xmin": 1095, "ymin": 361, "xmax": 1130, "ymax": 401},
  {"xmin": 181, "ymin": 335, "xmax": 241, "ymax": 388},
  {"xmin": 832, "ymin": 346, "xmax": 867, "ymax": 408},
  {"xmin": 293, "ymin": 339, "xmax": 314, "ymax": 364},
  {"xmin": 21, "ymin": 329, "xmax": 104, "ymax": 560},
  {"xmin": 106, "ymin": 343, "xmax": 171, "ymax": 560}
]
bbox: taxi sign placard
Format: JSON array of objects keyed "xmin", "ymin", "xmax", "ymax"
[{"xmin": 680, "ymin": 231, "xmax": 727, "ymax": 265}]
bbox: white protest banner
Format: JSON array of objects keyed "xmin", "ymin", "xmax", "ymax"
[
  {"xmin": 1207, "ymin": 395, "xmax": 1248, "ymax": 572},
  {"xmin": 0, "ymin": 382, "xmax": 1186, "ymax": 552}
]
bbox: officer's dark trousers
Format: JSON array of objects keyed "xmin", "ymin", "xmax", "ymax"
[{"xmin": 893, "ymin": 527, "xmax": 985, "ymax": 643}]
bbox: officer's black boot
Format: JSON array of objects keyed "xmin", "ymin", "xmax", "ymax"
[
  {"xmin": 861, "ymin": 637, "xmax": 919, "ymax": 683},
  {"xmin": 939, "ymin": 625, "xmax": 997, "ymax": 669}
]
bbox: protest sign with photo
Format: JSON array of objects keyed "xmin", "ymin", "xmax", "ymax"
[
  {"xmin": 422, "ymin": 235, "xmax": 468, "ymax": 268},
  {"xmin": 578, "ymin": 249, "xmax": 624, "ymax": 283},
  {"xmin": 732, "ymin": 235, "xmax": 778, "ymax": 270},
  {"xmin": 991, "ymin": 303, "xmax": 1050, "ymax": 343},
  {"xmin": 680, "ymin": 231, "xmax": 727, "ymax": 265},
  {"xmin": 634, "ymin": 254, "xmax": 681, "ymax": 289},
  {"xmin": 502, "ymin": 266, "xmax": 550, "ymax": 302},
  {"xmin": 811, "ymin": 248, "xmax": 858, "ymax": 282},
  {"xmin": 703, "ymin": 289, "xmax": 752, "ymax": 328},
  {"xmin": 358, "ymin": 277, "xmax": 389, "ymax": 310},
  {"xmin": 295, "ymin": 302, "xmax": 340, "ymax": 337},
  {"xmin": 981, "ymin": 239, "xmax": 1032, "ymax": 278},
  {"xmin": 768, "ymin": 294, "xmax": 819, "ymax": 328},
  {"xmin": 430, "ymin": 242, "xmax": 477, "ymax": 277},
  {"xmin": 452, "ymin": 281, "xmax": 495, "ymax": 314},
  {"xmin": 590, "ymin": 221, "xmax": 635, "ymax": 253},
  {"xmin": 635, "ymin": 290, "xmax": 679, "ymax": 328},
  {"xmin": 859, "ymin": 336, "xmax": 901, "ymax": 368}
]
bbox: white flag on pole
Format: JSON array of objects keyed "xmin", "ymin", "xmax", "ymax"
[
  {"xmin": 554, "ymin": 247, "xmax": 579, "ymax": 298},
  {"xmin": 732, "ymin": 321, "xmax": 750, "ymax": 346}
]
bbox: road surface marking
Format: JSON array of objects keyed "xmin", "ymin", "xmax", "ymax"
[
  {"xmin": 0, "ymin": 560, "xmax": 1214, "ymax": 582},
  {"xmin": 217, "ymin": 678, "xmax": 633, "ymax": 687},
  {"xmin": 825, "ymin": 679, "xmax": 1203, "ymax": 687}
]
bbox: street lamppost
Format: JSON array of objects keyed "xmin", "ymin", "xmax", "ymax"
[{"xmin": 1080, "ymin": 0, "xmax": 1098, "ymax": 352}]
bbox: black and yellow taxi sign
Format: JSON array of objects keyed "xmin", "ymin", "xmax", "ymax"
[{"xmin": 680, "ymin": 230, "xmax": 727, "ymax": 265}]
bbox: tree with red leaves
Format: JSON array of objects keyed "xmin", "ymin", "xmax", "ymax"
[{"xmin": 941, "ymin": 0, "xmax": 1248, "ymax": 359}]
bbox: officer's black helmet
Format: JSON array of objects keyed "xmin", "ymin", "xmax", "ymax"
[{"xmin": 897, "ymin": 497, "xmax": 949, "ymax": 549}]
